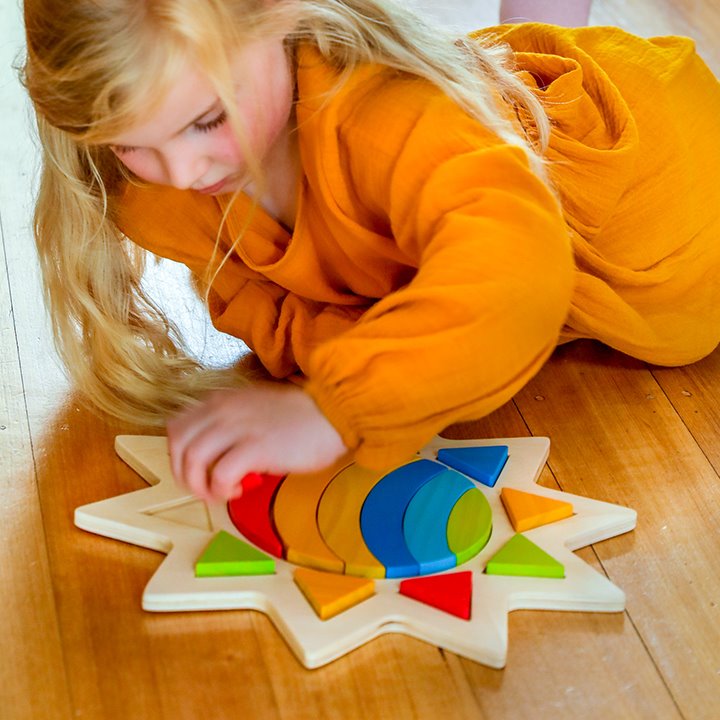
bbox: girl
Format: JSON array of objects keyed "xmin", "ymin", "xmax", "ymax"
[{"xmin": 23, "ymin": 0, "xmax": 720, "ymax": 501}]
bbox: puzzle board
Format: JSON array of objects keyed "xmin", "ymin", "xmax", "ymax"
[{"xmin": 74, "ymin": 435, "xmax": 637, "ymax": 669}]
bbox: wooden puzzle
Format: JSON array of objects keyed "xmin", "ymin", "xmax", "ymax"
[{"xmin": 74, "ymin": 435, "xmax": 637, "ymax": 669}]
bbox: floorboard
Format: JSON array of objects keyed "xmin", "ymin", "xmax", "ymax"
[{"xmin": 3, "ymin": 0, "xmax": 719, "ymax": 718}]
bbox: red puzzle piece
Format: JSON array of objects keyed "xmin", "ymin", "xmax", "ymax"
[
  {"xmin": 227, "ymin": 473, "xmax": 286, "ymax": 558},
  {"xmin": 239, "ymin": 472, "xmax": 265, "ymax": 492},
  {"xmin": 399, "ymin": 571, "xmax": 473, "ymax": 620}
]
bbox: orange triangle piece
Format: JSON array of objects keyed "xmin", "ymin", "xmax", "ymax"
[
  {"xmin": 399, "ymin": 571, "xmax": 472, "ymax": 620},
  {"xmin": 293, "ymin": 568, "xmax": 375, "ymax": 620},
  {"xmin": 500, "ymin": 487, "xmax": 573, "ymax": 532}
]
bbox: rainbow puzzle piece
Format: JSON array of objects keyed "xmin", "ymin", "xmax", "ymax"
[{"xmin": 74, "ymin": 435, "xmax": 637, "ymax": 669}]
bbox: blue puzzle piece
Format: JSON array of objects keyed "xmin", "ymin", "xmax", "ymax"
[
  {"xmin": 402, "ymin": 469, "xmax": 475, "ymax": 575},
  {"xmin": 437, "ymin": 445, "xmax": 509, "ymax": 488},
  {"xmin": 360, "ymin": 459, "xmax": 446, "ymax": 578}
]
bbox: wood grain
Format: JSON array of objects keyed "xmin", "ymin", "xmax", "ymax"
[
  {"xmin": 514, "ymin": 343, "xmax": 720, "ymax": 718},
  {"xmin": 0, "ymin": 5, "xmax": 73, "ymax": 718},
  {"xmin": 0, "ymin": 237, "xmax": 73, "ymax": 720},
  {"xmin": 3, "ymin": 0, "xmax": 720, "ymax": 718}
]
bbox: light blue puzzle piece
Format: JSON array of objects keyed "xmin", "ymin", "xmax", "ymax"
[
  {"xmin": 437, "ymin": 445, "xmax": 509, "ymax": 487},
  {"xmin": 402, "ymin": 469, "xmax": 475, "ymax": 575},
  {"xmin": 360, "ymin": 459, "xmax": 446, "ymax": 578}
]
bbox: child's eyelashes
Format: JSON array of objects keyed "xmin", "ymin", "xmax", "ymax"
[
  {"xmin": 110, "ymin": 109, "xmax": 228, "ymax": 155},
  {"xmin": 112, "ymin": 144, "xmax": 136, "ymax": 155},
  {"xmin": 193, "ymin": 109, "xmax": 227, "ymax": 133}
]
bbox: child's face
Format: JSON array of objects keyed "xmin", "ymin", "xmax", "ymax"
[{"xmin": 107, "ymin": 36, "xmax": 293, "ymax": 195}]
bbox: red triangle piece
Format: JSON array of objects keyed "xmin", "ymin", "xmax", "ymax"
[{"xmin": 399, "ymin": 571, "xmax": 473, "ymax": 620}]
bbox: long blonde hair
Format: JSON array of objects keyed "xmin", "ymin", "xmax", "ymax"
[{"xmin": 22, "ymin": 0, "xmax": 551, "ymax": 425}]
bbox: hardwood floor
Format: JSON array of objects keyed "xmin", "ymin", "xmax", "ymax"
[{"xmin": 2, "ymin": 1, "xmax": 719, "ymax": 718}]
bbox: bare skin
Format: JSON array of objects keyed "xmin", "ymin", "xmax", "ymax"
[{"xmin": 166, "ymin": 384, "xmax": 347, "ymax": 502}]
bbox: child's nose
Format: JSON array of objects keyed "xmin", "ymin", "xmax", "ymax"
[{"xmin": 164, "ymin": 153, "xmax": 209, "ymax": 190}]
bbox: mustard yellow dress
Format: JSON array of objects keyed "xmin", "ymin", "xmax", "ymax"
[{"xmin": 117, "ymin": 24, "xmax": 720, "ymax": 468}]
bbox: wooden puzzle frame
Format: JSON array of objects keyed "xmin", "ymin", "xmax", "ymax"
[{"xmin": 74, "ymin": 435, "xmax": 637, "ymax": 669}]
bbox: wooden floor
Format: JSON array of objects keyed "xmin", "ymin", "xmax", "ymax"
[{"xmin": 2, "ymin": 1, "xmax": 720, "ymax": 718}]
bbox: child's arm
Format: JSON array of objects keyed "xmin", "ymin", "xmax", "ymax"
[{"xmin": 500, "ymin": 0, "xmax": 592, "ymax": 26}]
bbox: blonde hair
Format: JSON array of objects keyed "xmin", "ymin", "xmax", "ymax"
[{"xmin": 22, "ymin": 0, "xmax": 551, "ymax": 425}]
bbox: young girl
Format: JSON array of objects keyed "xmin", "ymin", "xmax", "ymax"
[{"xmin": 23, "ymin": 0, "xmax": 720, "ymax": 502}]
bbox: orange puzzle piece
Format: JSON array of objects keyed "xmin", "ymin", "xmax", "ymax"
[
  {"xmin": 500, "ymin": 487, "xmax": 573, "ymax": 532},
  {"xmin": 293, "ymin": 567, "xmax": 375, "ymax": 620}
]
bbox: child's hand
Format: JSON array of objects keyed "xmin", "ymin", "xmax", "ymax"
[{"xmin": 166, "ymin": 384, "xmax": 348, "ymax": 502}]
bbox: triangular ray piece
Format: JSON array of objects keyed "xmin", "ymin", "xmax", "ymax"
[
  {"xmin": 500, "ymin": 487, "xmax": 573, "ymax": 532},
  {"xmin": 399, "ymin": 571, "xmax": 473, "ymax": 620},
  {"xmin": 195, "ymin": 530, "xmax": 276, "ymax": 577},
  {"xmin": 293, "ymin": 567, "xmax": 375, "ymax": 620},
  {"xmin": 485, "ymin": 534, "xmax": 564, "ymax": 578},
  {"xmin": 144, "ymin": 499, "xmax": 212, "ymax": 532},
  {"xmin": 437, "ymin": 446, "xmax": 509, "ymax": 487}
]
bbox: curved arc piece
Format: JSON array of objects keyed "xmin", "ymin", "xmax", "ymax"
[
  {"xmin": 227, "ymin": 473, "xmax": 286, "ymax": 558},
  {"xmin": 272, "ymin": 458, "xmax": 352, "ymax": 573},
  {"xmin": 316, "ymin": 464, "xmax": 388, "ymax": 579},
  {"xmin": 402, "ymin": 469, "xmax": 476, "ymax": 575},
  {"xmin": 447, "ymin": 488, "xmax": 493, "ymax": 565},
  {"xmin": 360, "ymin": 459, "xmax": 447, "ymax": 578}
]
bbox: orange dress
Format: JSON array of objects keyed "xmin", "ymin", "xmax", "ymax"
[{"xmin": 117, "ymin": 24, "xmax": 720, "ymax": 468}]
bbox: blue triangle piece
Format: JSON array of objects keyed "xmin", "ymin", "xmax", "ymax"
[{"xmin": 437, "ymin": 446, "xmax": 509, "ymax": 488}]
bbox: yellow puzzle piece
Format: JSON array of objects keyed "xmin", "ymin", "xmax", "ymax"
[{"xmin": 316, "ymin": 464, "xmax": 387, "ymax": 579}]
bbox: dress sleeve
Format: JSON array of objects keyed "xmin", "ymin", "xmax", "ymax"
[
  {"xmin": 114, "ymin": 184, "xmax": 366, "ymax": 377},
  {"xmin": 304, "ymin": 84, "xmax": 575, "ymax": 468}
]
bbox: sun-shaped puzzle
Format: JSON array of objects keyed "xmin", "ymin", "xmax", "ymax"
[{"xmin": 74, "ymin": 436, "xmax": 636, "ymax": 668}]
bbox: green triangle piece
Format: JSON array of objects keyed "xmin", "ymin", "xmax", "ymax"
[
  {"xmin": 195, "ymin": 530, "xmax": 276, "ymax": 577},
  {"xmin": 485, "ymin": 534, "xmax": 564, "ymax": 579}
]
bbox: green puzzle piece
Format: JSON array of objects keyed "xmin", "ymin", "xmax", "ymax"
[
  {"xmin": 485, "ymin": 533, "xmax": 565, "ymax": 579},
  {"xmin": 195, "ymin": 530, "xmax": 276, "ymax": 577},
  {"xmin": 447, "ymin": 488, "xmax": 493, "ymax": 566}
]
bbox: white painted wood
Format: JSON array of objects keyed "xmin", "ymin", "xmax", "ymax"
[{"xmin": 75, "ymin": 435, "xmax": 637, "ymax": 669}]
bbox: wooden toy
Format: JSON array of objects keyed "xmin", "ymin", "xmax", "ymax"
[
  {"xmin": 399, "ymin": 572, "xmax": 473, "ymax": 620},
  {"xmin": 500, "ymin": 487, "xmax": 574, "ymax": 532},
  {"xmin": 446, "ymin": 487, "xmax": 493, "ymax": 565},
  {"xmin": 360, "ymin": 459, "xmax": 447, "ymax": 578},
  {"xmin": 195, "ymin": 530, "xmax": 276, "ymax": 578},
  {"xmin": 437, "ymin": 445, "xmax": 509, "ymax": 487},
  {"xmin": 272, "ymin": 458, "xmax": 350, "ymax": 572},
  {"xmin": 402, "ymin": 469, "xmax": 477, "ymax": 575},
  {"xmin": 74, "ymin": 435, "xmax": 637, "ymax": 669},
  {"xmin": 316, "ymin": 464, "xmax": 387, "ymax": 579},
  {"xmin": 486, "ymin": 533, "xmax": 565, "ymax": 579},
  {"xmin": 226, "ymin": 473, "xmax": 285, "ymax": 558},
  {"xmin": 293, "ymin": 567, "xmax": 375, "ymax": 620}
]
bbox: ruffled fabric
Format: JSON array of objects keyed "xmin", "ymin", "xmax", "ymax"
[
  {"xmin": 481, "ymin": 24, "xmax": 720, "ymax": 364},
  {"xmin": 117, "ymin": 24, "xmax": 720, "ymax": 467}
]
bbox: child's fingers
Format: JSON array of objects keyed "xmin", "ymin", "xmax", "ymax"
[
  {"xmin": 173, "ymin": 423, "xmax": 245, "ymax": 499},
  {"xmin": 207, "ymin": 444, "xmax": 261, "ymax": 500},
  {"xmin": 166, "ymin": 411, "xmax": 217, "ymax": 482}
]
